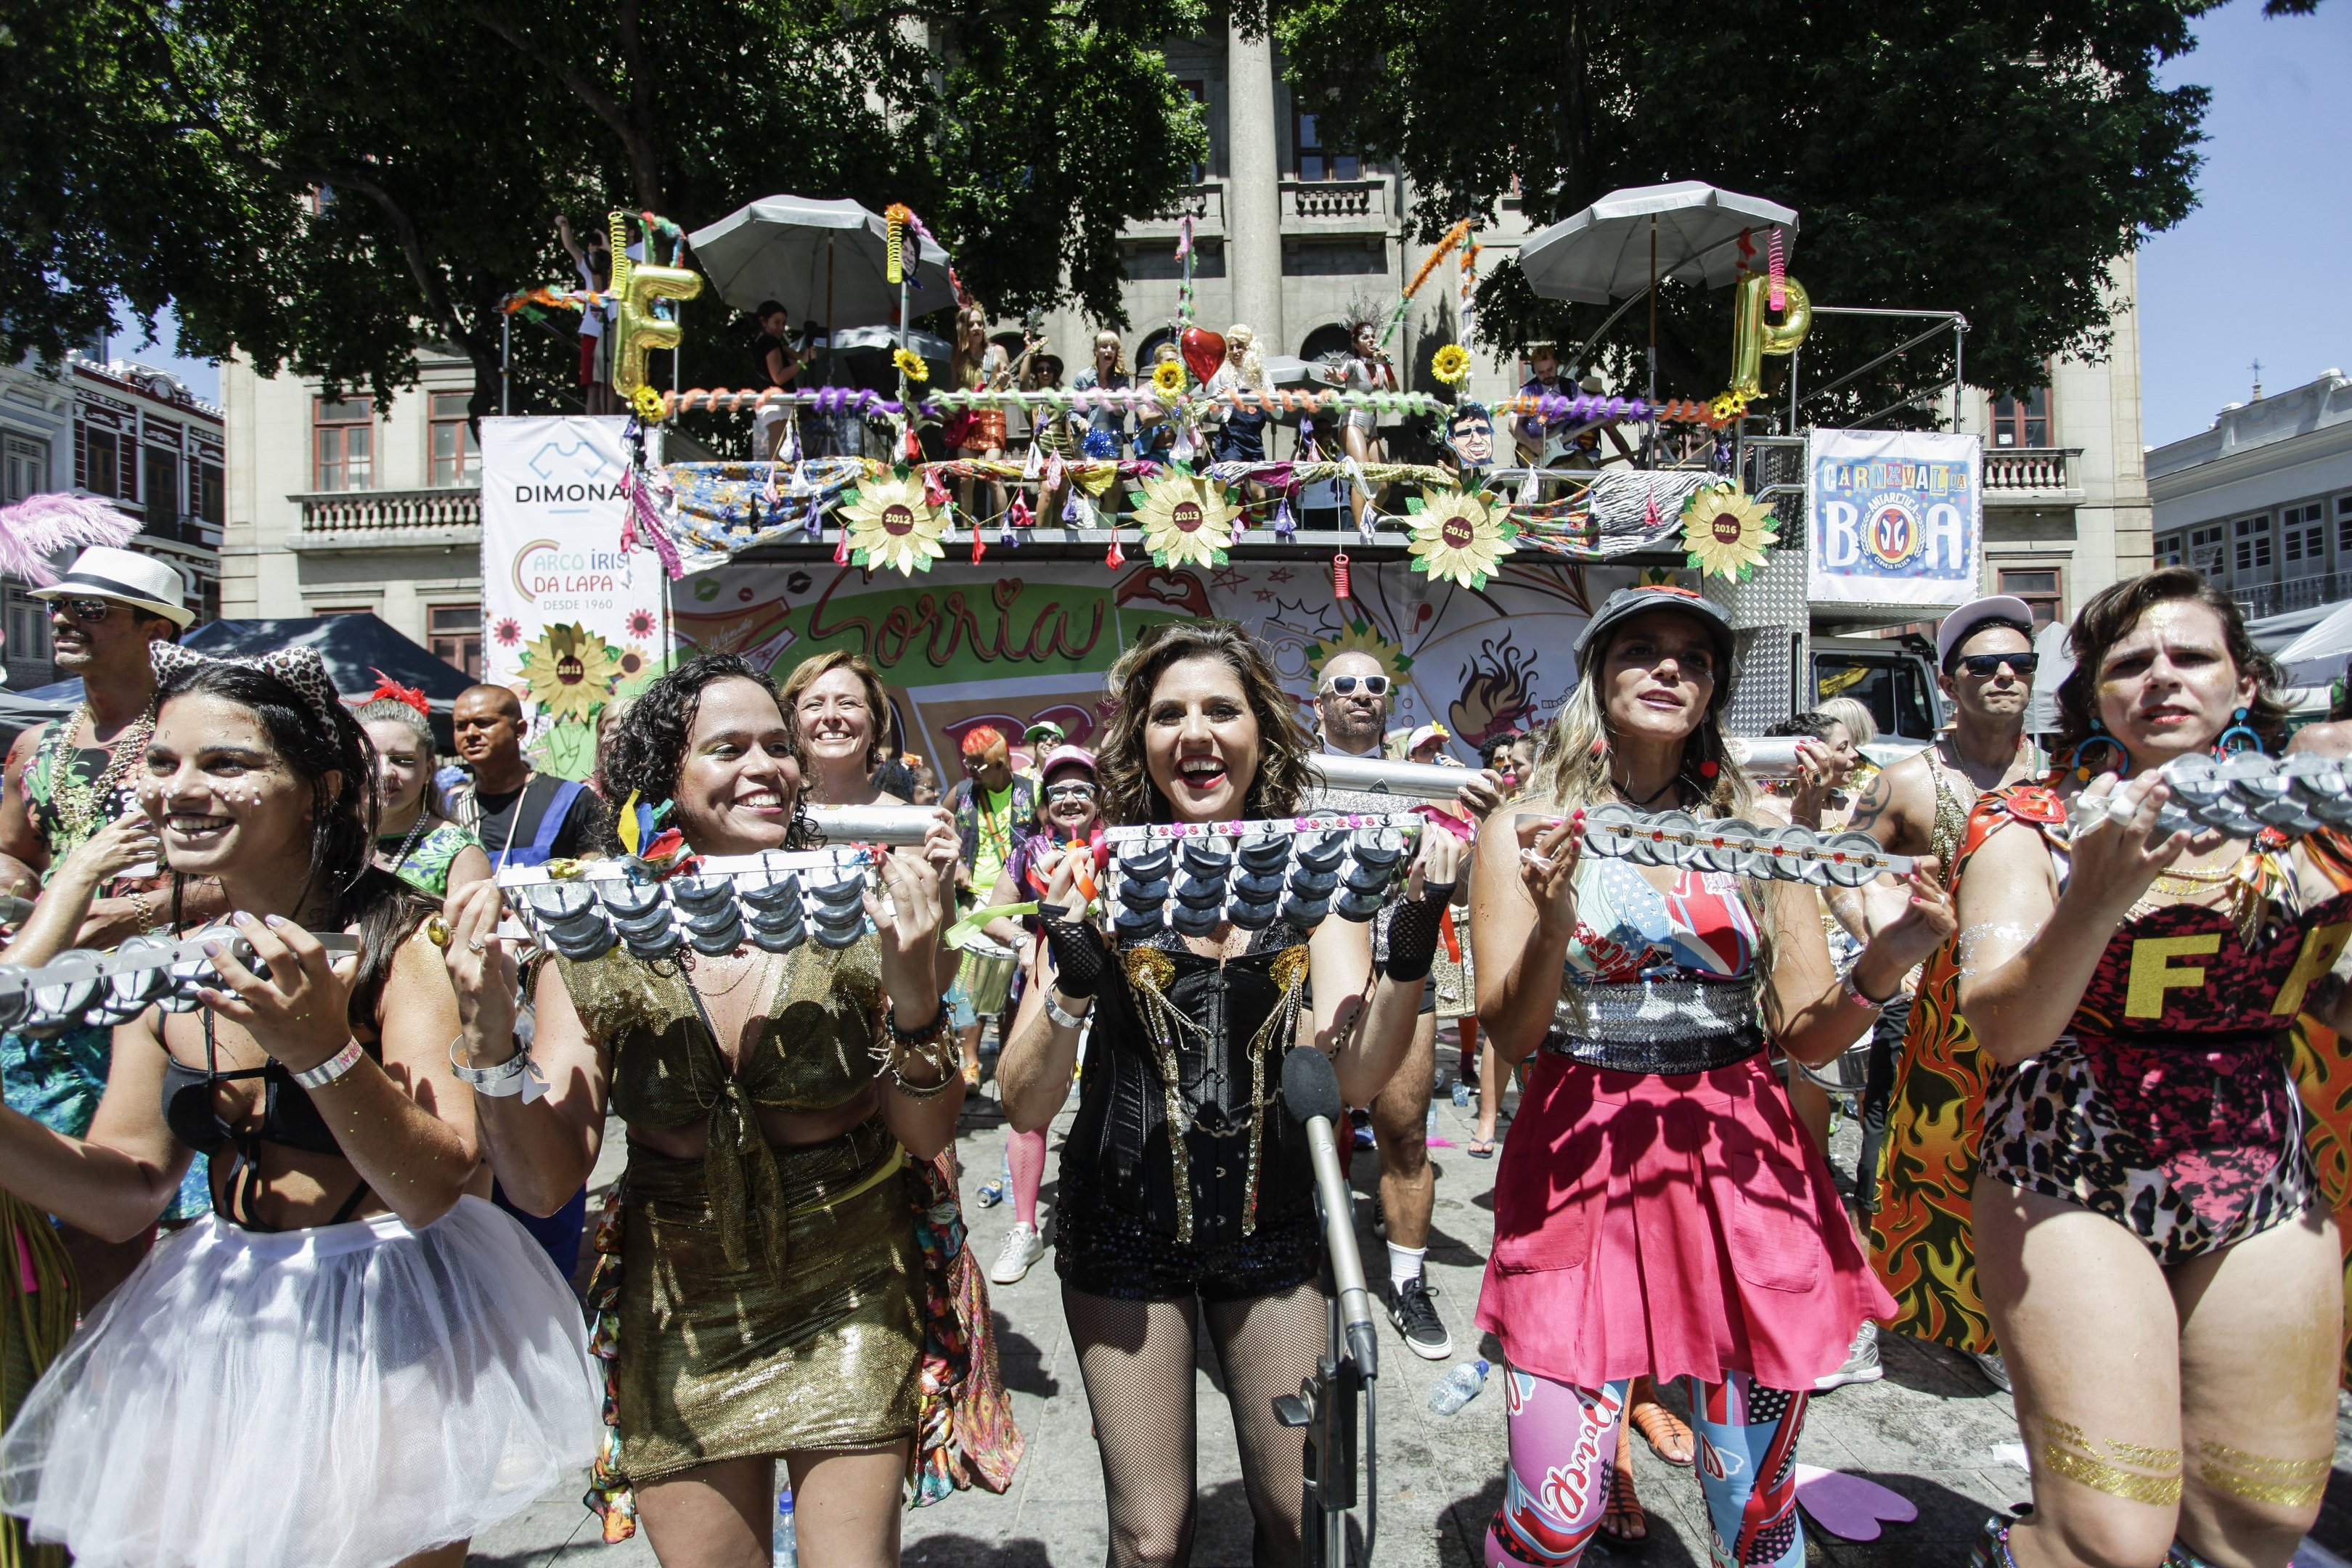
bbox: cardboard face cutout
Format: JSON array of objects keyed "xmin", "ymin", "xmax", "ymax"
[{"xmin": 1445, "ymin": 404, "xmax": 1495, "ymax": 473}]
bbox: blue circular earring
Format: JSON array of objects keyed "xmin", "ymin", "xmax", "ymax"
[
  {"xmin": 2070, "ymin": 716, "xmax": 2131, "ymax": 781},
  {"xmin": 2214, "ymin": 706, "xmax": 2264, "ymax": 757}
]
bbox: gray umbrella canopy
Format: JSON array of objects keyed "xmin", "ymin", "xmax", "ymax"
[
  {"xmin": 1519, "ymin": 181, "xmax": 1800, "ymax": 304},
  {"xmin": 687, "ymin": 195, "xmax": 955, "ymax": 328}
]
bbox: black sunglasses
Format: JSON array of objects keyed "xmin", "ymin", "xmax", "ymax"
[
  {"xmin": 54, "ymin": 597, "xmax": 124, "ymax": 624},
  {"xmin": 1956, "ymin": 651, "xmax": 2037, "ymax": 678}
]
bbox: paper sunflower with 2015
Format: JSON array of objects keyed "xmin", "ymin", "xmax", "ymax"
[
  {"xmin": 1128, "ymin": 467, "xmax": 1240, "ymax": 570},
  {"xmin": 1404, "ymin": 486, "xmax": 1516, "ymax": 590},
  {"xmin": 841, "ymin": 470, "xmax": 949, "ymax": 576}
]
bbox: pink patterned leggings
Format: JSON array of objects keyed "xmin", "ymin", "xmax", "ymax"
[{"xmin": 1485, "ymin": 1364, "xmax": 1810, "ymax": 1568}]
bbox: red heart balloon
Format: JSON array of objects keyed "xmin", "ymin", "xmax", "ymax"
[{"xmin": 1180, "ymin": 325, "xmax": 1227, "ymax": 386}]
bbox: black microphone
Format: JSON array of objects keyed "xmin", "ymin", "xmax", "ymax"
[{"xmin": 1283, "ymin": 1046, "xmax": 1379, "ymax": 1379}]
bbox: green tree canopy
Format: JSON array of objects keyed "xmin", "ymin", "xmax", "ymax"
[
  {"xmin": 1267, "ymin": 0, "xmax": 2218, "ymax": 421},
  {"xmin": 0, "ymin": 0, "xmax": 1208, "ymax": 418}
]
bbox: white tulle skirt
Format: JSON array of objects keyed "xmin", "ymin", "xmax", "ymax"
[{"xmin": 0, "ymin": 1195, "xmax": 603, "ymax": 1568}]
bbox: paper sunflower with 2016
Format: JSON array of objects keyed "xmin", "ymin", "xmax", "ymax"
[
  {"xmin": 1680, "ymin": 481, "xmax": 1779, "ymax": 581},
  {"xmin": 1127, "ymin": 467, "xmax": 1240, "ymax": 570},
  {"xmin": 841, "ymin": 469, "xmax": 949, "ymax": 576},
  {"xmin": 1404, "ymin": 486, "xmax": 1516, "ymax": 590}
]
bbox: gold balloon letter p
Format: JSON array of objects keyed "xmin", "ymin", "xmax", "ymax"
[
  {"xmin": 1730, "ymin": 272, "xmax": 1811, "ymax": 401},
  {"xmin": 611, "ymin": 261, "xmax": 703, "ymax": 398}
]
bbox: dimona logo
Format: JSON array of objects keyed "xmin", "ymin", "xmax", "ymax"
[{"xmin": 512, "ymin": 538, "xmax": 631, "ymax": 604}]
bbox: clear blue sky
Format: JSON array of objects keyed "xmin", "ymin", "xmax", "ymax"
[
  {"xmin": 111, "ymin": 1, "xmax": 2348, "ymax": 443},
  {"xmin": 2139, "ymin": 1, "xmax": 2352, "ymax": 447}
]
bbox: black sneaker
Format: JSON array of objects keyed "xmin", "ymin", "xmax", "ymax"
[{"xmin": 1387, "ymin": 1275, "xmax": 1453, "ymax": 1360}]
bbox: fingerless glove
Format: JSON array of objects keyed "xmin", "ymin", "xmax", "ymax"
[
  {"xmin": 1040, "ymin": 914, "xmax": 1111, "ymax": 998},
  {"xmin": 1381, "ymin": 885, "xmax": 1455, "ymax": 983}
]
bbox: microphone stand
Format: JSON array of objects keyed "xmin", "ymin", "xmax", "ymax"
[{"xmin": 1276, "ymin": 1048, "xmax": 1378, "ymax": 1568}]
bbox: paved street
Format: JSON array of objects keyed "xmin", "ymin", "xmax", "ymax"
[{"xmin": 469, "ymin": 1077, "xmax": 2352, "ymax": 1568}]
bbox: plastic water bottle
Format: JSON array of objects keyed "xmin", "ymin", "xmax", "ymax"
[
  {"xmin": 1451, "ymin": 1081, "xmax": 1472, "ymax": 1108},
  {"xmin": 1425, "ymin": 1103, "xmax": 1439, "ymax": 1140},
  {"xmin": 1429, "ymin": 1359, "xmax": 1490, "ymax": 1415},
  {"xmin": 772, "ymin": 1486, "xmax": 796, "ymax": 1568}
]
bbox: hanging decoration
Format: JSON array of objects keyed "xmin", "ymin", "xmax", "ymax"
[
  {"xmin": 1404, "ymin": 488, "xmax": 1518, "ymax": 590},
  {"xmin": 1179, "ymin": 325, "xmax": 1227, "ymax": 386},
  {"xmin": 1681, "ymin": 482, "xmax": 1779, "ymax": 581},
  {"xmin": 1725, "ymin": 269, "xmax": 1810, "ymax": 404},
  {"xmin": 608, "ymin": 211, "xmax": 703, "ymax": 400},
  {"xmin": 1381, "ymin": 219, "xmax": 1474, "ymax": 346},
  {"xmin": 841, "ymin": 472, "xmax": 950, "ymax": 576},
  {"xmin": 1130, "ymin": 470, "xmax": 1241, "ymax": 570}
]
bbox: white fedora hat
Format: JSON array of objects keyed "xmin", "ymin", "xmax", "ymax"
[{"xmin": 30, "ymin": 547, "xmax": 195, "ymax": 628}]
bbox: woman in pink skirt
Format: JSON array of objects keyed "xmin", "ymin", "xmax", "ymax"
[{"xmin": 1469, "ymin": 587, "xmax": 1955, "ymax": 1567}]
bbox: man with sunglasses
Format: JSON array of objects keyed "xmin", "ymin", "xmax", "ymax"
[
  {"xmin": 1307, "ymin": 649, "xmax": 1500, "ymax": 1360},
  {"xmin": 1839, "ymin": 593, "xmax": 2045, "ymax": 1395},
  {"xmin": 0, "ymin": 547, "xmax": 224, "ymax": 1298}
]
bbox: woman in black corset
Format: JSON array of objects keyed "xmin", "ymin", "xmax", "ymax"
[
  {"xmin": 997, "ymin": 621, "xmax": 1462, "ymax": 1568},
  {"xmin": 0, "ymin": 651, "xmax": 597, "ymax": 1568}
]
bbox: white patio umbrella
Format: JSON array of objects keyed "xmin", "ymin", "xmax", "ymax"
[
  {"xmin": 2274, "ymin": 600, "xmax": 2352, "ymax": 685},
  {"xmin": 686, "ymin": 195, "xmax": 954, "ymax": 330},
  {"xmin": 1518, "ymin": 181, "xmax": 1800, "ymax": 305}
]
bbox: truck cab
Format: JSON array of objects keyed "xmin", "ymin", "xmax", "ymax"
[{"xmin": 1810, "ymin": 635, "xmax": 1946, "ymax": 755}]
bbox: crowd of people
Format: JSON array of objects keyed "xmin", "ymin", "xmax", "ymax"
[{"xmin": 0, "ymin": 546, "xmax": 2336, "ymax": 1568}]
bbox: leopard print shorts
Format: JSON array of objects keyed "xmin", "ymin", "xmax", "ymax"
[{"xmin": 1980, "ymin": 1040, "xmax": 2312, "ymax": 1266}]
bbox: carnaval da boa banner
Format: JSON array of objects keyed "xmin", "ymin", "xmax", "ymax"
[
  {"xmin": 481, "ymin": 417, "xmax": 674, "ymax": 778},
  {"xmin": 667, "ymin": 555, "xmax": 1637, "ymax": 771},
  {"xmin": 1806, "ymin": 428, "xmax": 1982, "ymax": 609}
]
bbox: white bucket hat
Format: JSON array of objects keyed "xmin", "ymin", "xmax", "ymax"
[{"xmin": 29, "ymin": 547, "xmax": 194, "ymax": 628}]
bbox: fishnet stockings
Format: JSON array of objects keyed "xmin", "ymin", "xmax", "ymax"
[{"xmin": 1063, "ymin": 1281, "xmax": 1329, "ymax": 1568}]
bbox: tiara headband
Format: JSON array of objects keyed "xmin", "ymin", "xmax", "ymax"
[{"xmin": 151, "ymin": 641, "xmax": 340, "ymax": 726}]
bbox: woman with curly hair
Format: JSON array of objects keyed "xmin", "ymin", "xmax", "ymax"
[
  {"xmin": 1953, "ymin": 568, "xmax": 2348, "ymax": 1568},
  {"xmin": 1471, "ymin": 587, "xmax": 1953, "ymax": 1565},
  {"xmin": 997, "ymin": 621, "xmax": 1463, "ymax": 1567},
  {"xmin": 441, "ymin": 653, "xmax": 971, "ymax": 1568},
  {"xmin": 780, "ymin": 650, "xmax": 907, "ymax": 808},
  {"xmin": 0, "ymin": 650, "xmax": 598, "ymax": 1568}
]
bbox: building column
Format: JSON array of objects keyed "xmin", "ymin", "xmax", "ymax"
[{"xmin": 1227, "ymin": 25, "xmax": 1284, "ymax": 354}]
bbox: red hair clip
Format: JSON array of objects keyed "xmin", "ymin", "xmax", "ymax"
[{"xmin": 367, "ymin": 668, "xmax": 430, "ymax": 716}]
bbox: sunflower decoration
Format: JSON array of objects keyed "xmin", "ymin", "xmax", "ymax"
[
  {"xmin": 841, "ymin": 470, "xmax": 948, "ymax": 576},
  {"xmin": 1306, "ymin": 618, "xmax": 1413, "ymax": 688},
  {"xmin": 892, "ymin": 348, "xmax": 929, "ymax": 383},
  {"xmin": 630, "ymin": 383, "xmax": 668, "ymax": 424},
  {"xmin": 1130, "ymin": 470, "xmax": 1240, "ymax": 569},
  {"xmin": 519, "ymin": 623, "xmax": 623, "ymax": 724},
  {"xmin": 1681, "ymin": 482, "xmax": 1779, "ymax": 581},
  {"xmin": 1403, "ymin": 486, "xmax": 1516, "ymax": 589},
  {"xmin": 1430, "ymin": 343, "xmax": 1471, "ymax": 386},
  {"xmin": 1151, "ymin": 359, "xmax": 1186, "ymax": 398},
  {"xmin": 1708, "ymin": 390, "xmax": 1749, "ymax": 425}
]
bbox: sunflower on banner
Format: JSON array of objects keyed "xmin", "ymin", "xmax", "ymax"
[
  {"xmin": 1129, "ymin": 468, "xmax": 1240, "ymax": 569},
  {"xmin": 1681, "ymin": 482, "xmax": 1779, "ymax": 581},
  {"xmin": 1403, "ymin": 486, "xmax": 1516, "ymax": 589},
  {"xmin": 841, "ymin": 470, "xmax": 948, "ymax": 576},
  {"xmin": 520, "ymin": 622, "xmax": 624, "ymax": 778}
]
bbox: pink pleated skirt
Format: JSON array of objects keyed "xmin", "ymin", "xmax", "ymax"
[{"xmin": 1475, "ymin": 1049, "xmax": 1894, "ymax": 1392}]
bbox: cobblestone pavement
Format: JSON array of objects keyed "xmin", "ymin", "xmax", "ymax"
[{"xmin": 469, "ymin": 1077, "xmax": 2352, "ymax": 1568}]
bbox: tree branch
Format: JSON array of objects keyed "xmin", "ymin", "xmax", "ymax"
[{"xmin": 468, "ymin": 7, "xmax": 666, "ymax": 211}]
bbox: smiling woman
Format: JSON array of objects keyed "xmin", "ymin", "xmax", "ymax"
[
  {"xmin": 780, "ymin": 649, "xmax": 902, "ymax": 807},
  {"xmin": 0, "ymin": 652, "xmax": 600, "ymax": 1568}
]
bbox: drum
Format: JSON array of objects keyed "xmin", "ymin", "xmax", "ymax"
[{"xmin": 954, "ymin": 938, "xmax": 1018, "ymax": 1018}]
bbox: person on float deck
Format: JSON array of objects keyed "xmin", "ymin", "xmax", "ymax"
[
  {"xmin": 1470, "ymin": 586, "xmax": 1954, "ymax": 1568},
  {"xmin": 441, "ymin": 653, "xmax": 972, "ymax": 1568},
  {"xmin": 1954, "ymin": 568, "xmax": 2348, "ymax": 1568},
  {"xmin": 973, "ymin": 743, "xmax": 1106, "ymax": 1286},
  {"xmin": 997, "ymin": 621, "xmax": 1463, "ymax": 1568},
  {"xmin": 0, "ymin": 648, "xmax": 599, "ymax": 1568},
  {"xmin": 1847, "ymin": 595, "xmax": 2048, "ymax": 1394}
]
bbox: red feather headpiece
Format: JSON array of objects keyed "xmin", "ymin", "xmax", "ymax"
[{"xmin": 367, "ymin": 668, "xmax": 430, "ymax": 716}]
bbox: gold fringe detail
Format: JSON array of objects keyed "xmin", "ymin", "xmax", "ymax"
[
  {"xmin": 1124, "ymin": 947, "xmax": 1203, "ymax": 1244},
  {"xmin": 1242, "ymin": 946, "xmax": 1312, "ymax": 1236}
]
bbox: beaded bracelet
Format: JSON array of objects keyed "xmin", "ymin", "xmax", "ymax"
[{"xmin": 879, "ymin": 1006, "xmax": 957, "ymax": 1098}]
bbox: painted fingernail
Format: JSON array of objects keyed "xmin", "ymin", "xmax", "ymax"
[
  {"xmin": 203, "ymin": 941, "xmax": 223, "ymax": 958},
  {"xmin": 232, "ymin": 910, "xmax": 256, "ymax": 924},
  {"xmin": 263, "ymin": 913, "xmax": 289, "ymax": 928}
]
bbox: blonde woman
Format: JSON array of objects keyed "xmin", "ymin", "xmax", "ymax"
[
  {"xmin": 1208, "ymin": 326, "xmax": 1270, "ymax": 503},
  {"xmin": 948, "ymin": 304, "xmax": 1011, "ymax": 523}
]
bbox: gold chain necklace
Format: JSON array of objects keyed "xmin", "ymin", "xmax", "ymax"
[{"xmin": 52, "ymin": 700, "xmax": 156, "ymax": 846}]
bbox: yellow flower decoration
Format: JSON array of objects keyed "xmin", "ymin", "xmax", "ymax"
[
  {"xmin": 893, "ymin": 348, "xmax": 930, "ymax": 383},
  {"xmin": 841, "ymin": 472, "xmax": 947, "ymax": 576},
  {"xmin": 1306, "ymin": 618, "xmax": 1413, "ymax": 686},
  {"xmin": 518, "ymin": 623, "xmax": 622, "ymax": 724},
  {"xmin": 630, "ymin": 383, "xmax": 668, "ymax": 423},
  {"xmin": 1708, "ymin": 390, "xmax": 1749, "ymax": 424},
  {"xmin": 1151, "ymin": 359, "xmax": 1186, "ymax": 397},
  {"xmin": 1681, "ymin": 482, "xmax": 1780, "ymax": 581},
  {"xmin": 1431, "ymin": 343, "xmax": 1471, "ymax": 386},
  {"xmin": 1406, "ymin": 488, "xmax": 1516, "ymax": 589},
  {"xmin": 1133, "ymin": 471, "xmax": 1239, "ymax": 568}
]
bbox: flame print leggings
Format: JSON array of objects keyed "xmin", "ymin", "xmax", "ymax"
[{"xmin": 1484, "ymin": 1364, "xmax": 1810, "ymax": 1568}]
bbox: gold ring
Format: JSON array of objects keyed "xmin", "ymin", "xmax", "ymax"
[{"xmin": 425, "ymin": 916, "xmax": 452, "ymax": 950}]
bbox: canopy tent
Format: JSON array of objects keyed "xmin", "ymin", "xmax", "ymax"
[
  {"xmin": 686, "ymin": 196, "xmax": 954, "ymax": 329},
  {"xmin": 1518, "ymin": 181, "xmax": 1800, "ymax": 305},
  {"xmin": 2274, "ymin": 600, "xmax": 2352, "ymax": 686}
]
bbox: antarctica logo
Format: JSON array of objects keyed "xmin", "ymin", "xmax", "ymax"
[{"xmin": 1862, "ymin": 491, "xmax": 1926, "ymax": 569}]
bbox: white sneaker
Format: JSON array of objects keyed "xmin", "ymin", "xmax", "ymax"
[
  {"xmin": 990, "ymin": 1222, "xmax": 1045, "ymax": 1285},
  {"xmin": 1814, "ymin": 1321, "xmax": 1885, "ymax": 1391}
]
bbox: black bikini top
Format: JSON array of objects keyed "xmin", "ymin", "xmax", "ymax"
[{"xmin": 160, "ymin": 1013, "xmax": 372, "ymax": 1229}]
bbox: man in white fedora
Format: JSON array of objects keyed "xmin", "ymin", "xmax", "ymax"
[{"xmin": 0, "ymin": 547, "xmax": 222, "ymax": 1298}]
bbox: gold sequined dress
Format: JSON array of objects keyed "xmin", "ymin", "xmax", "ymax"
[{"xmin": 558, "ymin": 936, "xmax": 924, "ymax": 1482}]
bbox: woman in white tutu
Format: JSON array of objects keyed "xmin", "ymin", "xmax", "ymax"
[{"xmin": 0, "ymin": 648, "xmax": 601, "ymax": 1568}]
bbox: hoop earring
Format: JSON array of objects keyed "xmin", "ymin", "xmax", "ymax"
[
  {"xmin": 2214, "ymin": 706, "xmax": 2264, "ymax": 757},
  {"xmin": 2069, "ymin": 718, "xmax": 2131, "ymax": 782}
]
